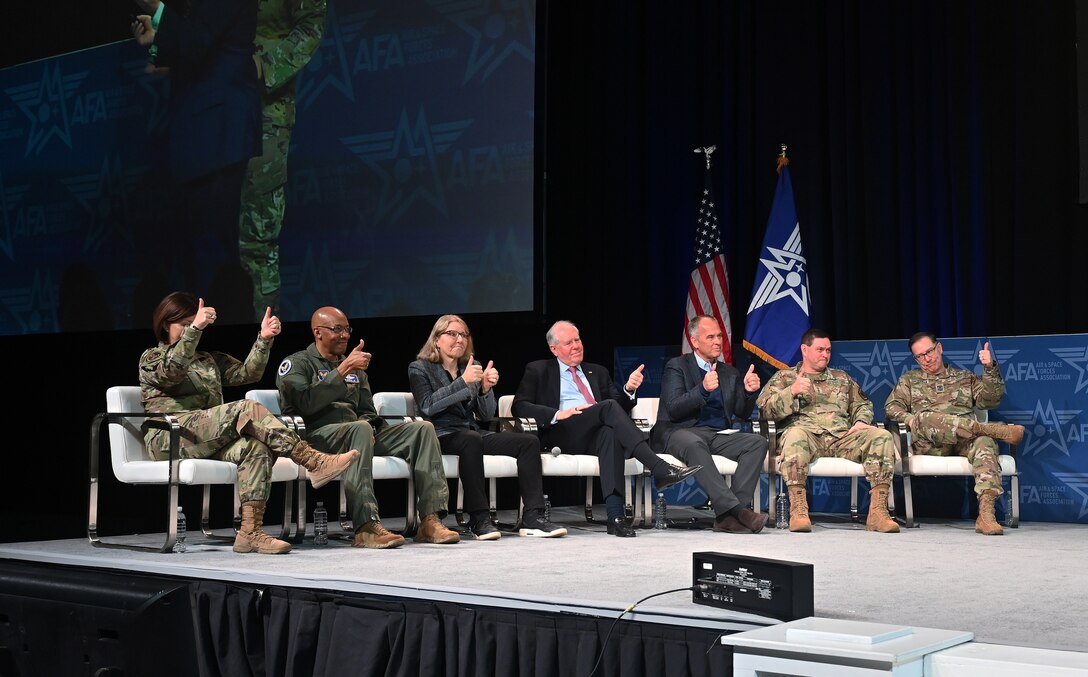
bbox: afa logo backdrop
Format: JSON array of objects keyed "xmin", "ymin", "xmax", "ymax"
[
  {"xmin": 831, "ymin": 334, "xmax": 1088, "ymax": 524},
  {"xmin": 0, "ymin": 0, "xmax": 536, "ymax": 336}
]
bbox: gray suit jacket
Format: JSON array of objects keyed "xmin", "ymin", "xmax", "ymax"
[{"xmin": 651, "ymin": 353, "xmax": 756, "ymax": 451}]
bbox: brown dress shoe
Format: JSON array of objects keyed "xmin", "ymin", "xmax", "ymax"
[
  {"xmin": 712, "ymin": 514, "xmax": 750, "ymax": 533},
  {"xmin": 735, "ymin": 508, "xmax": 768, "ymax": 533}
]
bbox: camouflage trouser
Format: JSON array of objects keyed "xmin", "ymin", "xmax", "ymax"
[
  {"xmin": 910, "ymin": 412, "xmax": 1004, "ymax": 496},
  {"xmin": 779, "ymin": 426, "xmax": 896, "ymax": 487},
  {"xmin": 144, "ymin": 400, "xmax": 300, "ymax": 502},
  {"xmin": 307, "ymin": 419, "xmax": 448, "ymax": 527},
  {"xmin": 240, "ymin": 121, "xmax": 291, "ymax": 320}
]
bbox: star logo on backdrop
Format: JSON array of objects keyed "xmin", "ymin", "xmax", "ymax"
[
  {"xmin": 5, "ymin": 61, "xmax": 87, "ymax": 157},
  {"xmin": 60, "ymin": 153, "xmax": 143, "ymax": 254},
  {"xmin": 1051, "ymin": 472, "xmax": 1088, "ymax": 519},
  {"xmin": 1001, "ymin": 400, "xmax": 1079, "ymax": 457},
  {"xmin": 341, "ymin": 106, "xmax": 472, "ymax": 225},
  {"xmin": 296, "ymin": 3, "xmax": 373, "ymax": 108},
  {"xmin": 1050, "ymin": 345, "xmax": 1088, "ymax": 394},
  {"xmin": 747, "ymin": 223, "xmax": 809, "ymax": 315},
  {"xmin": 427, "ymin": 0, "xmax": 535, "ymax": 83},
  {"xmin": 943, "ymin": 342, "xmax": 1017, "ymax": 375},
  {"xmin": 0, "ymin": 268, "xmax": 59, "ymax": 334},
  {"xmin": 840, "ymin": 342, "xmax": 913, "ymax": 394},
  {"xmin": 0, "ymin": 171, "xmax": 32, "ymax": 261}
]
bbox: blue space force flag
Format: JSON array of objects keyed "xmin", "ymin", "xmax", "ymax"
[{"xmin": 743, "ymin": 161, "xmax": 811, "ymax": 369}]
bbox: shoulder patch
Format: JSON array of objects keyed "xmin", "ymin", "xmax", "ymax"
[
  {"xmin": 345, "ymin": 373, "xmax": 359, "ymax": 383},
  {"xmin": 278, "ymin": 359, "xmax": 292, "ymax": 376},
  {"xmin": 317, "ymin": 369, "xmax": 328, "ymax": 381}
]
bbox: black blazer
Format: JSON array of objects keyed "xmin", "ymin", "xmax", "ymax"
[
  {"xmin": 651, "ymin": 353, "xmax": 756, "ymax": 451},
  {"xmin": 512, "ymin": 359, "xmax": 635, "ymax": 432},
  {"xmin": 154, "ymin": 0, "xmax": 262, "ymax": 182},
  {"xmin": 407, "ymin": 358, "xmax": 496, "ymax": 436}
]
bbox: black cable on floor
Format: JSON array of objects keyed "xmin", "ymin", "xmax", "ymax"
[{"xmin": 587, "ymin": 583, "xmax": 710, "ymax": 677}]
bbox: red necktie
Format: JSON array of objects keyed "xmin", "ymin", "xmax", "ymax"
[{"xmin": 569, "ymin": 366, "xmax": 596, "ymax": 405}]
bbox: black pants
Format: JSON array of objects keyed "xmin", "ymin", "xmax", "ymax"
[
  {"xmin": 439, "ymin": 430, "xmax": 546, "ymax": 513},
  {"xmin": 542, "ymin": 400, "xmax": 650, "ymax": 498}
]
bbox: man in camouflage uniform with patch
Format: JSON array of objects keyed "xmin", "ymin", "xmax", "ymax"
[
  {"xmin": 756, "ymin": 328, "xmax": 899, "ymax": 533},
  {"xmin": 240, "ymin": 0, "xmax": 326, "ymax": 318},
  {"xmin": 884, "ymin": 332, "xmax": 1024, "ymax": 535},
  {"xmin": 277, "ymin": 306, "xmax": 460, "ymax": 548}
]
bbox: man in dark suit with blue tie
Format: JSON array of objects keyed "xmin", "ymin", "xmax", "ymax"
[
  {"xmin": 132, "ymin": 0, "xmax": 262, "ymax": 315},
  {"xmin": 652, "ymin": 315, "xmax": 769, "ymax": 533},
  {"xmin": 513, "ymin": 321, "xmax": 700, "ymax": 537}
]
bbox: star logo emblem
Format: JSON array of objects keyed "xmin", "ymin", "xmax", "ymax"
[
  {"xmin": 943, "ymin": 341, "xmax": 1017, "ymax": 375},
  {"xmin": 4, "ymin": 61, "xmax": 87, "ymax": 157},
  {"xmin": 296, "ymin": 3, "xmax": 371, "ymax": 109},
  {"xmin": 1002, "ymin": 400, "xmax": 1080, "ymax": 457},
  {"xmin": 1050, "ymin": 345, "xmax": 1088, "ymax": 394},
  {"xmin": 60, "ymin": 153, "xmax": 143, "ymax": 254},
  {"xmin": 341, "ymin": 106, "xmax": 471, "ymax": 225},
  {"xmin": 839, "ymin": 342, "xmax": 913, "ymax": 395},
  {"xmin": 747, "ymin": 223, "xmax": 809, "ymax": 315},
  {"xmin": 427, "ymin": 0, "xmax": 535, "ymax": 83}
]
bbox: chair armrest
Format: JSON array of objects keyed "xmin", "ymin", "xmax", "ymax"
[
  {"xmin": 884, "ymin": 420, "xmax": 912, "ymax": 463},
  {"xmin": 497, "ymin": 415, "xmax": 538, "ymax": 434}
]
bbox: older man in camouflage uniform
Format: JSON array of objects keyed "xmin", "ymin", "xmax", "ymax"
[
  {"xmin": 884, "ymin": 333, "xmax": 1024, "ymax": 535},
  {"xmin": 240, "ymin": 0, "xmax": 326, "ymax": 318},
  {"xmin": 756, "ymin": 328, "xmax": 899, "ymax": 533}
]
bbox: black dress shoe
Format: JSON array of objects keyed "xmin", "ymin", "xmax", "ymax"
[
  {"xmin": 653, "ymin": 463, "xmax": 703, "ymax": 491},
  {"xmin": 712, "ymin": 514, "xmax": 751, "ymax": 533},
  {"xmin": 606, "ymin": 517, "xmax": 637, "ymax": 537}
]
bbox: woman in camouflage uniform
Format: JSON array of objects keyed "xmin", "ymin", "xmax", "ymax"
[{"xmin": 139, "ymin": 292, "xmax": 359, "ymax": 554}]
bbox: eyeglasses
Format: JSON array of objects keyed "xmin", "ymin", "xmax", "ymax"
[
  {"xmin": 316, "ymin": 325, "xmax": 352, "ymax": 336},
  {"xmin": 440, "ymin": 330, "xmax": 470, "ymax": 340},
  {"xmin": 913, "ymin": 344, "xmax": 939, "ymax": 361}
]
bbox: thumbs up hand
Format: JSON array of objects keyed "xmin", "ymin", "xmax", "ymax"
[
  {"xmin": 703, "ymin": 362, "xmax": 719, "ymax": 392},
  {"xmin": 979, "ymin": 341, "xmax": 993, "ymax": 366},
  {"xmin": 743, "ymin": 364, "xmax": 761, "ymax": 392}
]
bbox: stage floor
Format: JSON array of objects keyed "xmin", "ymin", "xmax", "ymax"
[{"xmin": 1, "ymin": 506, "xmax": 1084, "ymax": 654}]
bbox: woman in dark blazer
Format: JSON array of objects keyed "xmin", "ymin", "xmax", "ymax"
[{"xmin": 409, "ymin": 315, "xmax": 566, "ymax": 539}]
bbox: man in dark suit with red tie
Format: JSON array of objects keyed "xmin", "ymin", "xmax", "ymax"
[
  {"xmin": 652, "ymin": 315, "xmax": 769, "ymax": 534},
  {"xmin": 513, "ymin": 321, "xmax": 700, "ymax": 537}
]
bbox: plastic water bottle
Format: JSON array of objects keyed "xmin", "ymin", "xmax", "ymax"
[
  {"xmin": 775, "ymin": 483, "xmax": 790, "ymax": 530},
  {"xmin": 653, "ymin": 493, "xmax": 668, "ymax": 529},
  {"xmin": 543, "ymin": 494, "xmax": 551, "ymax": 522},
  {"xmin": 172, "ymin": 508, "xmax": 187, "ymax": 553},
  {"xmin": 314, "ymin": 501, "xmax": 329, "ymax": 546}
]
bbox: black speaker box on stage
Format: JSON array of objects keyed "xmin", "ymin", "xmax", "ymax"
[
  {"xmin": 0, "ymin": 560, "xmax": 197, "ymax": 677},
  {"xmin": 692, "ymin": 551, "xmax": 814, "ymax": 622}
]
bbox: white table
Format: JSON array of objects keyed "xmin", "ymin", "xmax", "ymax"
[{"xmin": 720, "ymin": 617, "xmax": 974, "ymax": 677}]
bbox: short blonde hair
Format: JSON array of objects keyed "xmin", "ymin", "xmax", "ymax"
[{"xmin": 417, "ymin": 314, "xmax": 476, "ymax": 363}]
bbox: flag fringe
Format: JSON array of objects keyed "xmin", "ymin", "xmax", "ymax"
[{"xmin": 742, "ymin": 340, "xmax": 789, "ymax": 370}]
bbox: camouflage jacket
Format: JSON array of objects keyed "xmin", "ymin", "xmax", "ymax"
[
  {"xmin": 884, "ymin": 362, "xmax": 1004, "ymax": 422},
  {"xmin": 139, "ymin": 325, "xmax": 274, "ymax": 413},
  {"xmin": 756, "ymin": 363, "xmax": 874, "ymax": 436},
  {"xmin": 256, "ymin": 0, "xmax": 326, "ymax": 105},
  {"xmin": 276, "ymin": 343, "xmax": 383, "ymax": 432}
]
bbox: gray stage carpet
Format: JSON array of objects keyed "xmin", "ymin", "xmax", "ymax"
[{"xmin": 1, "ymin": 506, "xmax": 1084, "ymax": 655}]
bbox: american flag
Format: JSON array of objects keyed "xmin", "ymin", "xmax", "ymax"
[{"xmin": 682, "ymin": 170, "xmax": 733, "ymax": 364}]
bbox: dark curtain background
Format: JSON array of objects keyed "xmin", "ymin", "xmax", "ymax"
[{"xmin": 2, "ymin": 0, "xmax": 1086, "ymax": 541}]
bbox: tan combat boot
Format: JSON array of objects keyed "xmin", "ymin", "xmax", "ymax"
[
  {"xmin": 353, "ymin": 520, "xmax": 406, "ymax": 549},
  {"xmin": 788, "ymin": 485, "xmax": 812, "ymax": 532},
  {"xmin": 975, "ymin": 490, "xmax": 1004, "ymax": 535},
  {"xmin": 974, "ymin": 422, "xmax": 1025, "ymax": 445},
  {"xmin": 414, "ymin": 513, "xmax": 460, "ymax": 544},
  {"xmin": 866, "ymin": 484, "xmax": 900, "ymax": 533},
  {"xmin": 234, "ymin": 501, "xmax": 292, "ymax": 554},
  {"xmin": 290, "ymin": 441, "xmax": 360, "ymax": 489}
]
